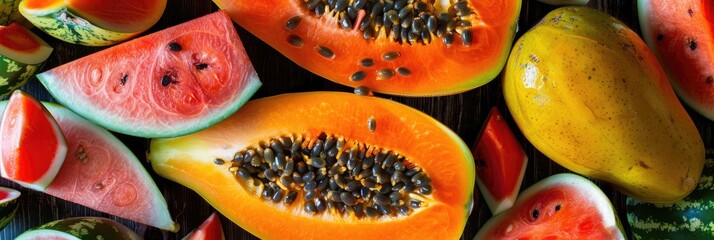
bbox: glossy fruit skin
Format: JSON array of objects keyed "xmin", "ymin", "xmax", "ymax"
[
  {"xmin": 213, "ymin": 0, "xmax": 521, "ymax": 96},
  {"xmin": 474, "ymin": 173, "xmax": 626, "ymax": 240},
  {"xmin": 0, "ymin": 186, "xmax": 21, "ymax": 231},
  {"xmin": 473, "ymin": 107, "xmax": 527, "ymax": 215},
  {"xmin": 18, "ymin": 0, "xmax": 166, "ymax": 46},
  {"xmin": 0, "ymin": 101, "xmax": 178, "ymax": 232},
  {"xmin": 638, "ymin": 0, "xmax": 714, "ymax": 121},
  {"xmin": 627, "ymin": 157, "xmax": 714, "ymax": 239},
  {"xmin": 503, "ymin": 6, "xmax": 704, "ymax": 203},
  {"xmin": 149, "ymin": 92, "xmax": 475, "ymax": 240},
  {"xmin": 15, "ymin": 217, "xmax": 141, "ymax": 240},
  {"xmin": 0, "ymin": 23, "xmax": 52, "ymax": 97},
  {"xmin": 37, "ymin": 11, "xmax": 261, "ymax": 138},
  {"xmin": 0, "ymin": 90, "xmax": 66, "ymax": 191}
]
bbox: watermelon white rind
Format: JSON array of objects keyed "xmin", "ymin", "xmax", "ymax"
[
  {"xmin": 0, "ymin": 101, "xmax": 179, "ymax": 232},
  {"xmin": 0, "ymin": 90, "xmax": 67, "ymax": 192},
  {"xmin": 0, "ymin": 24, "xmax": 53, "ymax": 65},
  {"xmin": 0, "ymin": 23, "xmax": 52, "ymax": 97},
  {"xmin": 474, "ymin": 173, "xmax": 626, "ymax": 239},
  {"xmin": 626, "ymin": 157, "xmax": 714, "ymax": 239},
  {"xmin": 14, "ymin": 217, "xmax": 141, "ymax": 240},
  {"xmin": 37, "ymin": 11, "xmax": 262, "ymax": 138},
  {"xmin": 0, "ymin": 186, "xmax": 20, "ymax": 230}
]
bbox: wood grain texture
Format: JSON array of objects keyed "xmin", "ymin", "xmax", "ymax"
[{"xmin": 0, "ymin": 0, "xmax": 709, "ymax": 239}]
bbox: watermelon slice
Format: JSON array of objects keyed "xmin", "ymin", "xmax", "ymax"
[
  {"xmin": 15, "ymin": 217, "xmax": 141, "ymax": 240},
  {"xmin": 473, "ymin": 107, "xmax": 528, "ymax": 215},
  {"xmin": 473, "ymin": 173, "xmax": 626, "ymax": 239},
  {"xmin": 0, "ymin": 90, "xmax": 66, "ymax": 191},
  {"xmin": 0, "ymin": 186, "xmax": 20, "ymax": 230},
  {"xmin": 0, "ymin": 101, "xmax": 178, "ymax": 232},
  {"xmin": 37, "ymin": 11, "xmax": 261, "ymax": 138},
  {"xmin": 0, "ymin": 23, "xmax": 53, "ymax": 97},
  {"xmin": 183, "ymin": 212, "xmax": 225, "ymax": 240},
  {"xmin": 638, "ymin": 0, "xmax": 714, "ymax": 120}
]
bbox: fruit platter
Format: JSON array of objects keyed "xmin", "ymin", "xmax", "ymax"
[{"xmin": 1, "ymin": 0, "xmax": 713, "ymax": 239}]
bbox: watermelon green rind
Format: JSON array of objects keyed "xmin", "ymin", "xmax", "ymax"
[
  {"xmin": 0, "ymin": 56, "xmax": 42, "ymax": 98},
  {"xmin": 19, "ymin": 6, "xmax": 138, "ymax": 46},
  {"xmin": 0, "ymin": 101, "xmax": 179, "ymax": 232},
  {"xmin": 0, "ymin": 186, "xmax": 20, "ymax": 230},
  {"xmin": 15, "ymin": 217, "xmax": 141, "ymax": 240},
  {"xmin": 626, "ymin": 158, "xmax": 714, "ymax": 239},
  {"xmin": 474, "ymin": 173, "xmax": 626, "ymax": 240},
  {"xmin": 38, "ymin": 72, "xmax": 261, "ymax": 138},
  {"xmin": 0, "ymin": 0, "xmax": 22, "ymax": 26}
]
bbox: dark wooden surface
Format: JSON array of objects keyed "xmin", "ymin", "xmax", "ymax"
[{"xmin": 0, "ymin": 0, "xmax": 708, "ymax": 239}]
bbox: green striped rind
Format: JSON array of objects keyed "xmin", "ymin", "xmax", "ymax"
[
  {"xmin": 0, "ymin": 55, "xmax": 40, "ymax": 98},
  {"xmin": 627, "ymin": 157, "xmax": 714, "ymax": 239},
  {"xmin": 15, "ymin": 217, "xmax": 141, "ymax": 240},
  {"xmin": 20, "ymin": 7, "xmax": 137, "ymax": 46},
  {"xmin": 0, "ymin": 186, "xmax": 20, "ymax": 230},
  {"xmin": 0, "ymin": 0, "xmax": 22, "ymax": 25}
]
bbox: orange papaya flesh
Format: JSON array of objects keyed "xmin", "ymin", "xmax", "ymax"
[
  {"xmin": 212, "ymin": 0, "xmax": 521, "ymax": 96},
  {"xmin": 149, "ymin": 92, "xmax": 475, "ymax": 239}
]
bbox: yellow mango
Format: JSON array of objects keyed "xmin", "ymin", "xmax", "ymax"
[{"xmin": 503, "ymin": 6, "xmax": 704, "ymax": 203}]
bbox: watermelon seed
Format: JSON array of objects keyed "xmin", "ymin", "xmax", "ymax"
[
  {"xmin": 657, "ymin": 34, "xmax": 664, "ymax": 41},
  {"xmin": 555, "ymin": 204, "xmax": 561, "ymax": 211},
  {"xmin": 287, "ymin": 35, "xmax": 304, "ymax": 47},
  {"xmin": 707, "ymin": 76, "xmax": 713, "ymax": 84},
  {"xmin": 532, "ymin": 209, "xmax": 540, "ymax": 219},
  {"xmin": 315, "ymin": 45, "xmax": 335, "ymax": 59},
  {"xmin": 688, "ymin": 8, "xmax": 694, "ymax": 17},
  {"xmin": 120, "ymin": 74, "xmax": 128, "ymax": 85},
  {"xmin": 196, "ymin": 64, "xmax": 209, "ymax": 70},
  {"xmin": 168, "ymin": 42, "xmax": 182, "ymax": 51},
  {"xmin": 285, "ymin": 16, "xmax": 302, "ymax": 31},
  {"xmin": 688, "ymin": 39, "xmax": 698, "ymax": 50},
  {"xmin": 161, "ymin": 75, "xmax": 171, "ymax": 87}
]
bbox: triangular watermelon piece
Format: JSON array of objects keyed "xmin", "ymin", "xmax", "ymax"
[{"xmin": 37, "ymin": 11, "xmax": 261, "ymax": 138}]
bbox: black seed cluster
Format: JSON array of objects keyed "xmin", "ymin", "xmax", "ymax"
[
  {"xmin": 301, "ymin": 0, "xmax": 475, "ymax": 46},
  {"xmin": 227, "ymin": 133, "xmax": 432, "ymax": 218}
]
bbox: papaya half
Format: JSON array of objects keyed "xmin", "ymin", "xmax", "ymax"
[
  {"xmin": 148, "ymin": 92, "xmax": 475, "ymax": 239},
  {"xmin": 212, "ymin": 0, "xmax": 521, "ymax": 96}
]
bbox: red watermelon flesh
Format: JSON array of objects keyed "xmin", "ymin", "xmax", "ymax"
[
  {"xmin": 0, "ymin": 101, "xmax": 178, "ymax": 232},
  {"xmin": 37, "ymin": 11, "xmax": 261, "ymax": 138},
  {"xmin": 473, "ymin": 107, "xmax": 528, "ymax": 215},
  {"xmin": 183, "ymin": 212, "xmax": 225, "ymax": 240},
  {"xmin": 0, "ymin": 90, "xmax": 66, "ymax": 191},
  {"xmin": 638, "ymin": 0, "xmax": 714, "ymax": 120},
  {"xmin": 473, "ymin": 173, "xmax": 625, "ymax": 240}
]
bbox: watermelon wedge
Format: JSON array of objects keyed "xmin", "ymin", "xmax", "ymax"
[
  {"xmin": 0, "ymin": 90, "xmax": 66, "ymax": 191},
  {"xmin": 638, "ymin": 0, "xmax": 714, "ymax": 120},
  {"xmin": 473, "ymin": 107, "xmax": 528, "ymax": 215},
  {"xmin": 183, "ymin": 212, "xmax": 225, "ymax": 240},
  {"xmin": 37, "ymin": 11, "xmax": 261, "ymax": 138},
  {"xmin": 0, "ymin": 186, "xmax": 20, "ymax": 230},
  {"xmin": 0, "ymin": 101, "xmax": 178, "ymax": 232},
  {"xmin": 15, "ymin": 217, "xmax": 141, "ymax": 240},
  {"xmin": 0, "ymin": 23, "xmax": 53, "ymax": 97},
  {"xmin": 474, "ymin": 173, "xmax": 626, "ymax": 240}
]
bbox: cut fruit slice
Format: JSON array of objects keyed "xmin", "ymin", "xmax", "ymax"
[
  {"xmin": 0, "ymin": 90, "xmax": 66, "ymax": 191},
  {"xmin": 474, "ymin": 173, "xmax": 626, "ymax": 239},
  {"xmin": 15, "ymin": 217, "xmax": 141, "ymax": 240},
  {"xmin": 183, "ymin": 212, "xmax": 225, "ymax": 240},
  {"xmin": 0, "ymin": 23, "xmax": 53, "ymax": 97},
  {"xmin": 18, "ymin": 0, "xmax": 166, "ymax": 46},
  {"xmin": 0, "ymin": 186, "xmax": 21, "ymax": 230},
  {"xmin": 0, "ymin": 101, "xmax": 178, "ymax": 232},
  {"xmin": 37, "ymin": 11, "xmax": 261, "ymax": 138},
  {"xmin": 473, "ymin": 107, "xmax": 527, "ymax": 215}
]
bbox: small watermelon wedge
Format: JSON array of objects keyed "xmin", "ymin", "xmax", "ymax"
[
  {"xmin": 0, "ymin": 23, "xmax": 53, "ymax": 97},
  {"xmin": 183, "ymin": 212, "xmax": 225, "ymax": 240},
  {"xmin": 638, "ymin": 0, "xmax": 714, "ymax": 120},
  {"xmin": 0, "ymin": 101, "xmax": 178, "ymax": 232},
  {"xmin": 15, "ymin": 217, "xmax": 141, "ymax": 240},
  {"xmin": 474, "ymin": 173, "xmax": 626, "ymax": 240},
  {"xmin": 38, "ymin": 10, "xmax": 261, "ymax": 138},
  {"xmin": 0, "ymin": 186, "xmax": 21, "ymax": 230},
  {"xmin": 473, "ymin": 107, "xmax": 527, "ymax": 215},
  {"xmin": 0, "ymin": 90, "xmax": 66, "ymax": 191}
]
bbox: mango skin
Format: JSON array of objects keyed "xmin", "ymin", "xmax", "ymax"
[{"xmin": 503, "ymin": 6, "xmax": 704, "ymax": 203}]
